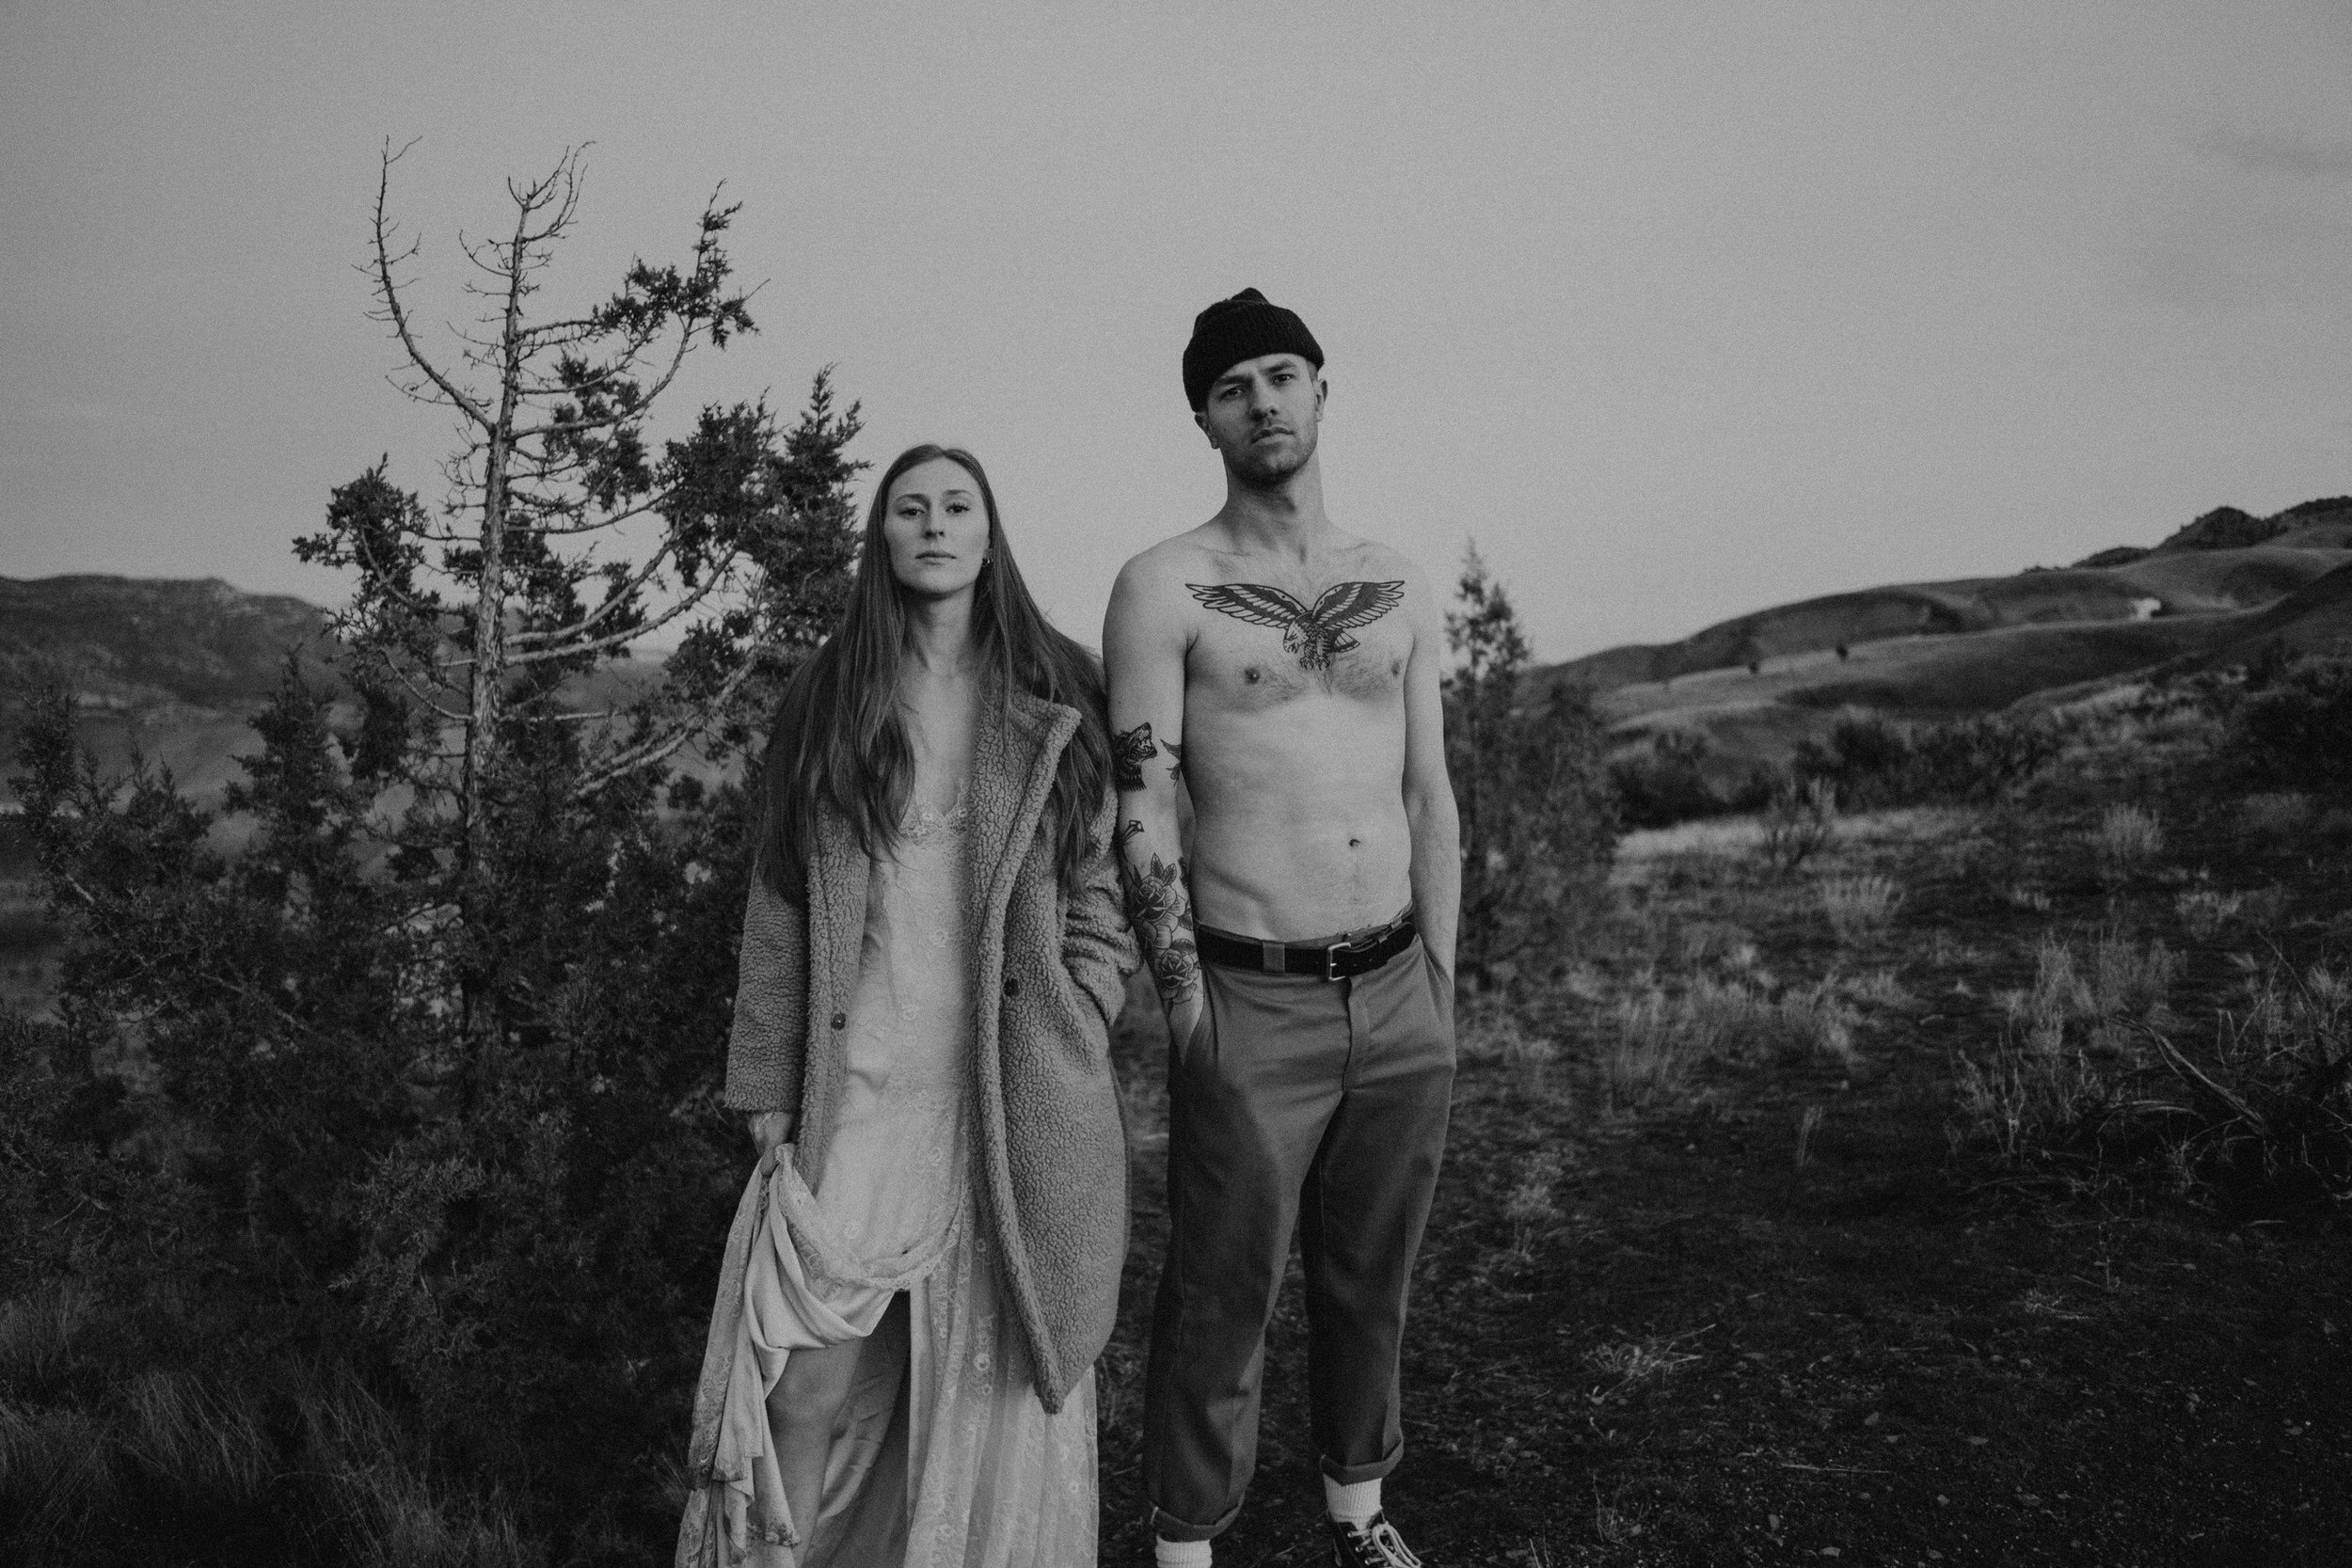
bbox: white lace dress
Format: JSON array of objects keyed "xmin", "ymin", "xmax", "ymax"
[{"xmin": 680, "ymin": 794, "xmax": 1099, "ymax": 1568}]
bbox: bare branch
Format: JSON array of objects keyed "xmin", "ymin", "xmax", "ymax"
[
  {"xmin": 570, "ymin": 654, "xmax": 760, "ymax": 799},
  {"xmin": 372, "ymin": 138, "xmax": 492, "ymax": 428}
]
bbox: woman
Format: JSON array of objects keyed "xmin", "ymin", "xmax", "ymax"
[{"xmin": 678, "ymin": 445, "xmax": 1136, "ymax": 1567}]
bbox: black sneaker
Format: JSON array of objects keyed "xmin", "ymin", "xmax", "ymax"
[{"xmin": 1328, "ymin": 1512, "xmax": 1423, "ymax": 1568}]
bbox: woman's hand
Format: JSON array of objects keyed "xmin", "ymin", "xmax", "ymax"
[{"xmin": 747, "ymin": 1110, "xmax": 798, "ymax": 1156}]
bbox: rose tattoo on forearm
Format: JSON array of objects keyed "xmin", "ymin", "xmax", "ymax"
[{"xmin": 1120, "ymin": 838, "xmax": 1200, "ymax": 1016}]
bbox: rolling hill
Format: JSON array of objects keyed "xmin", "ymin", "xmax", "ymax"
[
  {"xmin": 0, "ymin": 576, "xmax": 675, "ymax": 807},
  {"xmin": 0, "ymin": 576, "xmax": 335, "ymax": 803},
  {"xmin": 1534, "ymin": 499, "xmax": 2352, "ymax": 786}
]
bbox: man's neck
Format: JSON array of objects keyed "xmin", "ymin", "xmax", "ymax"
[{"xmin": 1212, "ymin": 455, "xmax": 1333, "ymax": 562}]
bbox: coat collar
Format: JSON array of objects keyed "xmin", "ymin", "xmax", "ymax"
[{"xmin": 967, "ymin": 684, "xmax": 1082, "ymax": 901}]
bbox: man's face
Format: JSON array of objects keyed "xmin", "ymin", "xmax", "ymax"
[{"xmin": 1195, "ymin": 352, "xmax": 1325, "ymax": 484}]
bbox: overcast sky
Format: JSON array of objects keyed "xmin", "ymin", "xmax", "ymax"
[{"xmin": 5, "ymin": 1, "xmax": 2350, "ymax": 663}]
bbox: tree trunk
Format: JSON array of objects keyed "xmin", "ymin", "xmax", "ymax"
[{"xmin": 454, "ymin": 227, "xmax": 532, "ymax": 1074}]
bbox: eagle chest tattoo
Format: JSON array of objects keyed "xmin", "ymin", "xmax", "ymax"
[{"xmin": 1188, "ymin": 580, "xmax": 1406, "ymax": 673}]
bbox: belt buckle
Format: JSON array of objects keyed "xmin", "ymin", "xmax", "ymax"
[{"xmin": 1323, "ymin": 927, "xmax": 1377, "ymax": 982}]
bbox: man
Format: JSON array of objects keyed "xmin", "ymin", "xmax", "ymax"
[{"xmin": 1104, "ymin": 288, "xmax": 1460, "ymax": 1568}]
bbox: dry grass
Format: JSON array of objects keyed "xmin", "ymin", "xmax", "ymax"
[
  {"xmin": 2094, "ymin": 803, "xmax": 2164, "ymax": 870},
  {"xmin": 1966, "ymin": 943, "xmax": 2352, "ymax": 1205},
  {"xmin": 1962, "ymin": 926, "xmax": 2183, "ymax": 1161},
  {"xmin": 1581, "ymin": 1331, "xmax": 1706, "ymax": 1399},
  {"xmin": 1757, "ymin": 778, "xmax": 1837, "ymax": 874},
  {"xmin": 2175, "ymin": 887, "xmax": 2244, "ymax": 939},
  {"xmin": 1794, "ymin": 1104, "xmax": 1825, "ymax": 1166},
  {"xmin": 1604, "ymin": 974, "xmax": 1861, "ymax": 1100},
  {"xmin": 1925, "ymin": 928, "xmax": 1984, "ymax": 967},
  {"xmin": 1954, "ymin": 1025, "xmax": 2115, "ymax": 1163},
  {"xmin": 1503, "ymin": 1148, "xmax": 1568, "ymax": 1260},
  {"xmin": 2090, "ymin": 930, "xmax": 2176, "ymax": 1021},
  {"xmin": 2144, "ymin": 956, "xmax": 2352, "ymax": 1203},
  {"xmin": 2241, "ymin": 792, "xmax": 2314, "ymax": 839},
  {"xmin": 1605, "ymin": 990, "xmax": 1705, "ymax": 1108},
  {"xmin": 1838, "ymin": 968, "xmax": 1910, "ymax": 1008},
  {"xmin": 1459, "ymin": 1001, "xmax": 1565, "ymax": 1099},
  {"xmin": 1820, "ymin": 874, "xmax": 1902, "ymax": 942},
  {"xmin": 1996, "ymin": 927, "xmax": 2175, "ymax": 1053},
  {"xmin": 1614, "ymin": 816, "xmax": 1768, "ymax": 863},
  {"xmin": 0, "ymin": 1315, "xmax": 537, "ymax": 1567}
]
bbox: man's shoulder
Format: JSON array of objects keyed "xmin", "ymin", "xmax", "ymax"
[
  {"xmin": 1329, "ymin": 534, "xmax": 1425, "ymax": 588},
  {"xmin": 1117, "ymin": 527, "xmax": 1220, "ymax": 579},
  {"xmin": 1110, "ymin": 528, "xmax": 1221, "ymax": 609}
]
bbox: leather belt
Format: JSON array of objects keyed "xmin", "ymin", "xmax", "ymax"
[{"xmin": 1194, "ymin": 910, "xmax": 1419, "ymax": 982}]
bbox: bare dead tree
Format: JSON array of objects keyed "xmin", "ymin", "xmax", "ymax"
[{"xmin": 300, "ymin": 140, "xmax": 863, "ymax": 1056}]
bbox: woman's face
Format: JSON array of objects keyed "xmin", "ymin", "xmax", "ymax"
[{"xmin": 882, "ymin": 457, "xmax": 991, "ymax": 603}]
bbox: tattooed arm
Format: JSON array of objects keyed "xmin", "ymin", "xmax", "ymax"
[{"xmin": 1104, "ymin": 557, "xmax": 1204, "ymax": 1043}]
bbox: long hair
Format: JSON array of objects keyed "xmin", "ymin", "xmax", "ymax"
[{"xmin": 759, "ymin": 444, "xmax": 1110, "ymax": 897}]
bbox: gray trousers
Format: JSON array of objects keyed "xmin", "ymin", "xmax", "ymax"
[{"xmin": 1142, "ymin": 934, "xmax": 1455, "ymax": 1542}]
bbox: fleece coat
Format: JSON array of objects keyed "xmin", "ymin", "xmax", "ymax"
[{"xmin": 722, "ymin": 686, "xmax": 1137, "ymax": 1414}]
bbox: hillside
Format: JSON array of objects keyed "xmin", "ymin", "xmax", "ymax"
[
  {"xmin": 1538, "ymin": 499, "xmax": 2352, "ymax": 785},
  {"xmin": 0, "ymin": 576, "xmax": 336, "ymax": 803},
  {"xmin": 0, "ymin": 576, "xmax": 675, "ymax": 807},
  {"xmin": 0, "ymin": 575, "xmax": 330, "ymax": 709}
]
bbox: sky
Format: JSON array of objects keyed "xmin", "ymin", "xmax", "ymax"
[{"xmin": 4, "ymin": 0, "xmax": 2351, "ymax": 664}]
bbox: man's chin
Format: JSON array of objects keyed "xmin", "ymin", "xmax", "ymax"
[{"xmin": 1226, "ymin": 445, "xmax": 1311, "ymax": 485}]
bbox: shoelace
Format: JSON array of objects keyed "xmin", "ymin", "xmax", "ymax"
[{"xmin": 1343, "ymin": 1518, "xmax": 1422, "ymax": 1568}]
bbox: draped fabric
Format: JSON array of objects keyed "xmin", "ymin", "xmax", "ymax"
[{"xmin": 680, "ymin": 800, "xmax": 1099, "ymax": 1567}]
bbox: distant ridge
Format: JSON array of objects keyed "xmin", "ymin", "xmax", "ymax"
[
  {"xmin": 0, "ymin": 576, "xmax": 333, "ymax": 805},
  {"xmin": 1548, "ymin": 498, "xmax": 2352, "ymax": 697},
  {"xmin": 2066, "ymin": 497, "xmax": 2352, "ymax": 568},
  {"xmin": 1534, "ymin": 498, "xmax": 2352, "ymax": 793},
  {"xmin": 0, "ymin": 575, "xmax": 330, "ymax": 711},
  {"xmin": 0, "ymin": 574, "xmax": 677, "ymax": 807}
]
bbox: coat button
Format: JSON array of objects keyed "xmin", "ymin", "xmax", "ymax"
[
  {"xmin": 1002, "ymin": 977, "xmax": 1020, "ymax": 997},
  {"xmin": 830, "ymin": 1012, "xmax": 847, "ymax": 1030}
]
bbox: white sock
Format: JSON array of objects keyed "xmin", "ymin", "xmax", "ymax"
[
  {"xmin": 1153, "ymin": 1536, "xmax": 1211, "ymax": 1568},
  {"xmin": 1325, "ymin": 1475, "xmax": 1382, "ymax": 1528}
]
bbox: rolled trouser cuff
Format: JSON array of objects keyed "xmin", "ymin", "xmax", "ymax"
[
  {"xmin": 1151, "ymin": 1498, "xmax": 1242, "ymax": 1544},
  {"xmin": 1320, "ymin": 1434, "xmax": 1405, "ymax": 1485}
]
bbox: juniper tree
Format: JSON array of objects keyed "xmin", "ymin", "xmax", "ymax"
[
  {"xmin": 1444, "ymin": 543, "xmax": 1617, "ymax": 987},
  {"xmin": 299, "ymin": 141, "xmax": 862, "ymax": 1073}
]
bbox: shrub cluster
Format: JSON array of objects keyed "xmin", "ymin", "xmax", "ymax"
[
  {"xmin": 1, "ymin": 678, "xmax": 762, "ymax": 1564},
  {"xmin": 1954, "ymin": 927, "xmax": 2350, "ymax": 1213},
  {"xmin": 2229, "ymin": 656, "xmax": 2352, "ymax": 797},
  {"xmin": 2, "ymin": 375, "xmax": 866, "ymax": 1565},
  {"xmin": 1791, "ymin": 709, "xmax": 2061, "ymax": 810},
  {"xmin": 1606, "ymin": 729, "xmax": 1772, "ymax": 830}
]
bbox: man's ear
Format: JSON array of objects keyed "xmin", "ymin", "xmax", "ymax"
[
  {"xmin": 1314, "ymin": 375, "xmax": 1328, "ymax": 420},
  {"xmin": 1194, "ymin": 408, "xmax": 1216, "ymax": 448}
]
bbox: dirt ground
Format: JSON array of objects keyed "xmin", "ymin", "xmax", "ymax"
[{"xmin": 1094, "ymin": 779, "xmax": 2352, "ymax": 1565}]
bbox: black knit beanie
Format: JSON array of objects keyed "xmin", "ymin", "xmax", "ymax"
[{"xmin": 1182, "ymin": 288, "xmax": 1324, "ymax": 409}]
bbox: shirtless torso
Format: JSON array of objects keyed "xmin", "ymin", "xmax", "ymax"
[{"xmin": 1109, "ymin": 531, "xmax": 1438, "ymax": 931}]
